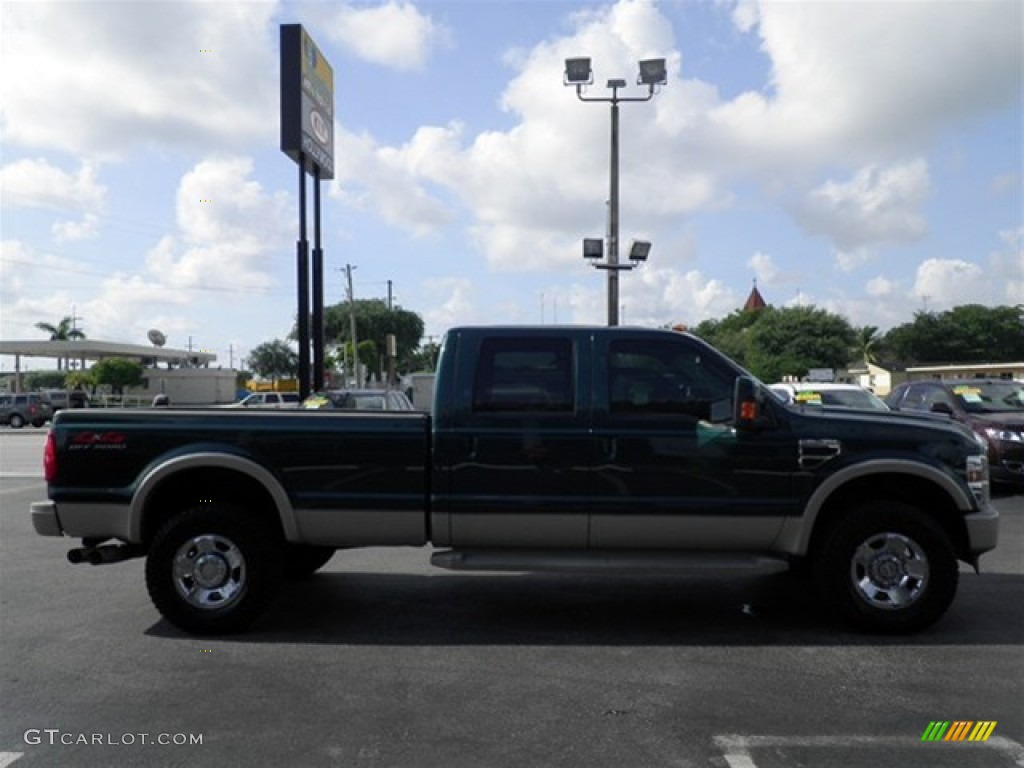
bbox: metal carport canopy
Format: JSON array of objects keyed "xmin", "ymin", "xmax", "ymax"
[{"xmin": 0, "ymin": 339, "xmax": 216, "ymax": 367}]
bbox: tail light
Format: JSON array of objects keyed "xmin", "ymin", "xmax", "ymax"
[{"xmin": 43, "ymin": 431, "xmax": 57, "ymax": 483}]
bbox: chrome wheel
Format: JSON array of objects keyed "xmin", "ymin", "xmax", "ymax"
[
  {"xmin": 850, "ymin": 531, "xmax": 929, "ymax": 610},
  {"xmin": 172, "ymin": 534, "xmax": 247, "ymax": 611}
]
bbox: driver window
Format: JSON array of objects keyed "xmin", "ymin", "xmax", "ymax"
[{"xmin": 608, "ymin": 339, "xmax": 733, "ymax": 421}]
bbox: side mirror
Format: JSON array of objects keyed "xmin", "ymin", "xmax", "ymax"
[
  {"xmin": 930, "ymin": 402, "xmax": 954, "ymax": 416},
  {"xmin": 733, "ymin": 376, "xmax": 772, "ymax": 430}
]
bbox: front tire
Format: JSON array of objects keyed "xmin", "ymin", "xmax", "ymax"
[
  {"xmin": 813, "ymin": 501, "xmax": 958, "ymax": 634},
  {"xmin": 9, "ymin": 414, "xmax": 24, "ymax": 429},
  {"xmin": 146, "ymin": 504, "xmax": 283, "ymax": 634}
]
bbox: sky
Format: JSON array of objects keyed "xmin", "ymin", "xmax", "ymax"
[{"xmin": 1, "ymin": 0, "xmax": 1021, "ymax": 372}]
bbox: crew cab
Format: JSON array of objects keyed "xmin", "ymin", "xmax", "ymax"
[{"xmin": 31, "ymin": 326, "xmax": 997, "ymax": 635}]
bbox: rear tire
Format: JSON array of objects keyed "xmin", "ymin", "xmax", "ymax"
[
  {"xmin": 9, "ymin": 414, "xmax": 24, "ymax": 429},
  {"xmin": 813, "ymin": 501, "xmax": 958, "ymax": 634},
  {"xmin": 146, "ymin": 504, "xmax": 283, "ymax": 634}
]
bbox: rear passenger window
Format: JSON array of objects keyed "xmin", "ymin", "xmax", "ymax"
[{"xmin": 472, "ymin": 338, "xmax": 574, "ymax": 412}]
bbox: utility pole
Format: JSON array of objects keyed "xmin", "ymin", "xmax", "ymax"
[
  {"xmin": 387, "ymin": 280, "xmax": 394, "ymax": 310},
  {"xmin": 346, "ymin": 264, "xmax": 360, "ymax": 386}
]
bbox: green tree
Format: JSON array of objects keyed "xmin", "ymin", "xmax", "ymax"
[
  {"xmin": 882, "ymin": 305, "xmax": 1024, "ymax": 364},
  {"xmin": 35, "ymin": 316, "xmax": 86, "ymax": 370},
  {"xmin": 91, "ymin": 358, "xmax": 144, "ymax": 395},
  {"xmin": 26, "ymin": 371, "xmax": 67, "ymax": 390},
  {"xmin": 298, "ymin": 300, "xmax": 425, "ymax": 379},
  {"xmin": 407, "ymin": 341, "xmax": 441, "ymax": 372},
  {"xmin": 744, "ymin": 306, "xmax": 857, "ymax": 382},
  {"xmin": 694, "ymin": 306, "xmax": 856, "ymax": 382},
  {"xmin": 66, "ymin": 370, "xmax": 96, "ymax": 393},
  {"xmin": 247, "ymin": 340, "xmax": 299, "ymax": 382},
  {"xmin": 692, "ymin": 309, "xmax": 762, "ymax": 367}
]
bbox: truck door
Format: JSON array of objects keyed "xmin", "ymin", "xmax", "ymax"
[
  {"xmin": 589, "ymin": 333, "xmax": 794, "ymax": 550},
  {"xmin": 437, "ymin": 333, "xmax": 594, "ymax": 548}
]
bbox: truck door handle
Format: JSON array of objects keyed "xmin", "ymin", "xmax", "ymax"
[{"xmin": 601, "ymin": 437, "xmax": 617, "ymax": 461}]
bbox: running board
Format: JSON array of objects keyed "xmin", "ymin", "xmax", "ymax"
[{"xmin": 430, "ymin": 549, "xmax": 789, "ymax": 575}]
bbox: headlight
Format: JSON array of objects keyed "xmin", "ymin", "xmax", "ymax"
[
  {"xmin": 966, "ymin": 454, "xmax": 989, "ymax": 505},
  {"xmin": 985, "ymin": 427, "xmax": 1023, "ymax": 443}
]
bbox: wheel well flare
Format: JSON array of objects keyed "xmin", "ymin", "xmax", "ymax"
[
  {"xmin": 810, "ymin": 473, "xmax": 969, "ymax": 560},
  {"xmin": 139, "ymin": 468, "xmax": 284, "ymax": 546}
]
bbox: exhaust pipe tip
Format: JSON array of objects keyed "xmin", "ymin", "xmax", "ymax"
[{"xmin": 68, "ymin": 543, "xmax": 145, "ymax": 565}]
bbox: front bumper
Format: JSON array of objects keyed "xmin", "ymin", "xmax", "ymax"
[{"xmin": 964, "ymin": 498, "xmax": 999, "ymax": 558}]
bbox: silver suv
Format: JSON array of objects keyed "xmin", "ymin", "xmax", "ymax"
[{"xmin": 0, "ymin": 393, "xmax": 54, "ymax": 428}]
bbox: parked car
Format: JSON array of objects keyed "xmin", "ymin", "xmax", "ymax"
[
  {"xmin": 0, "ymin": 392, "xmax": 54, "ymax": 428},
  {"xmin": 886, "ymin": 379, "xmax": 1024, "ymax": 486},
  {"xmin": 225, "ymin": 392, "xmax": 301, "ymax": 409},
  {"xmin": 301, "ymin": 389, "xmax": 414, "ymax": 411},
  {"xmin": 769, "ymin": 382, "xmax": 890, "ymax": 411},
  {"xmin": 41, "ymin": 389, "xmax": 89, "ymax": 411}
]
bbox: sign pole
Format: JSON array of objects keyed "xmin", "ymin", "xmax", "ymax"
[
  {"xmin": 312, "ymin": 166, "xmax": 325, "ymax": 391},
  {"xmin": 297, "ymin": 154, "xmax": 310, "ymax": 399}
]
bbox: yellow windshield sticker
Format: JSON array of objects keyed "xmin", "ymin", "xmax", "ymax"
[{"xmin": 795, "ymin": 391, "xmax": 823, "ymax": 405}]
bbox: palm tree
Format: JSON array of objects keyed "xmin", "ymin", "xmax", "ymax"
[
  {"xmin": 855, "ymin": 325, "xmax": 880, "ymax": 366},
  {"xmin": 36, "ymin": 316, "xmax": 86, "ymax": 371}
]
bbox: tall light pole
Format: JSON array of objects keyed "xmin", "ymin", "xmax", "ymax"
[{"xmin": 564, "ymin": 57, "xmax": 667, "ymax": 326}]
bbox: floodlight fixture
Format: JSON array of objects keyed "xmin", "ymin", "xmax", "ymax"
[
  {"xmin": 628, "ymin": 240, "xmax": 652, "ymax": 262},
  {"xmin": 564, "ymin": 57, "xmax": 593, "ymax": 86},
  {"xmin": 637, "ymin": 58, "xmax": 667, "ymax": 87},
  {"xmin": 564, "ymin": 56, "xmax": 668, "ymax": 326},
  {"xmin": 583, "ymin": 238, "xmax": 604, "ymax": 259}
]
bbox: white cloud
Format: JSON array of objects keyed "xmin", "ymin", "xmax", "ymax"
[
  {"xmin": 747, "ymin": 251, "xmax": 778, "ymax": 284},
  {"xmin": 794, "ymin": 161, "xmax": 930, "ymax": 251},
  {"xmin": 325, "ymin": 2, "xmax": 450, "ymax": 71},
  {"xmin": 0, "ymin": 1, "xmax": 278, "ymax": 157},
  {"xmin": 420, "ymin": 277, "xmax": 489, "ymax": 335},
  {"xmin": 990, "ymin": 226, "xmax": 1024, "ymax": 304},
  {"xmin": 0, "ymin": 158, "xmax": 106, "ymax": 213},
  {"xmin": 148, "ymin": 156, "xmax": 290, "ymax": 291},
  {"xmin": 728, "ymin": 0, "xmax": 1021, "ymax": 160},
  {"xmin": 616, "ymin": 266, "xmax": 740, "ymax": 328},
  {"xmin": 912, "ymin": 258, "xmax": 992, "ymax": 310},
  {"xmin": 331, "ymin": 124, "xmax": 456, "ymax": 238},
  {"xmin": 53, "ymin": 213, "xmax": 101, "ymax": 243},
  {"xmin": 0, "ymin": 158, "xmax": 107, "ymax": 243},
  {"xmin": 866, "ymin": 276, "xmax": 896, "ymax": 298},
  {"xmin": 0, "ymin": 240, "xmax": 81, "ymax": 311},
  {"xmin": 834, "ymin": 249, "xmax": 874, "ymax": 273}
]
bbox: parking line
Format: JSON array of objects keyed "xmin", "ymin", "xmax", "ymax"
[
  {"xmin": 0, "ymin": 481, "xmax": 45, "ymax": 493},
  {"xmin": 715, "ymin": 733, "xmax": 1024, "ymax": 766}
]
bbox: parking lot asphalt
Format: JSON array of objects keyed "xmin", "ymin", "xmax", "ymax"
[{"xmin": 1, "ymin": 432, "xmax": 1021, "ymax": 767}]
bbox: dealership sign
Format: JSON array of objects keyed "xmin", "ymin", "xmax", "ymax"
[{"xmin": 280, "ymin": 24, "xmax": 334, "ymax": 179}]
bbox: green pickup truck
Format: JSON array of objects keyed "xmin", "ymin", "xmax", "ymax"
[{"xmin": 31, "ymin": 326, "xmax": 997, "ymax": 635}]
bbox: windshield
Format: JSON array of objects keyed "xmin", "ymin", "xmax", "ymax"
[
  {"xmin": 816, "ymin": 389, "xmax": 888, "ymax": 411},
  {"xmin": 775, "ymin": 386, "xmax": 889, "ymax": 411},
  {"xmin": 952, "ymin": 381, "xmax": 1024, "ymax": 413}
]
